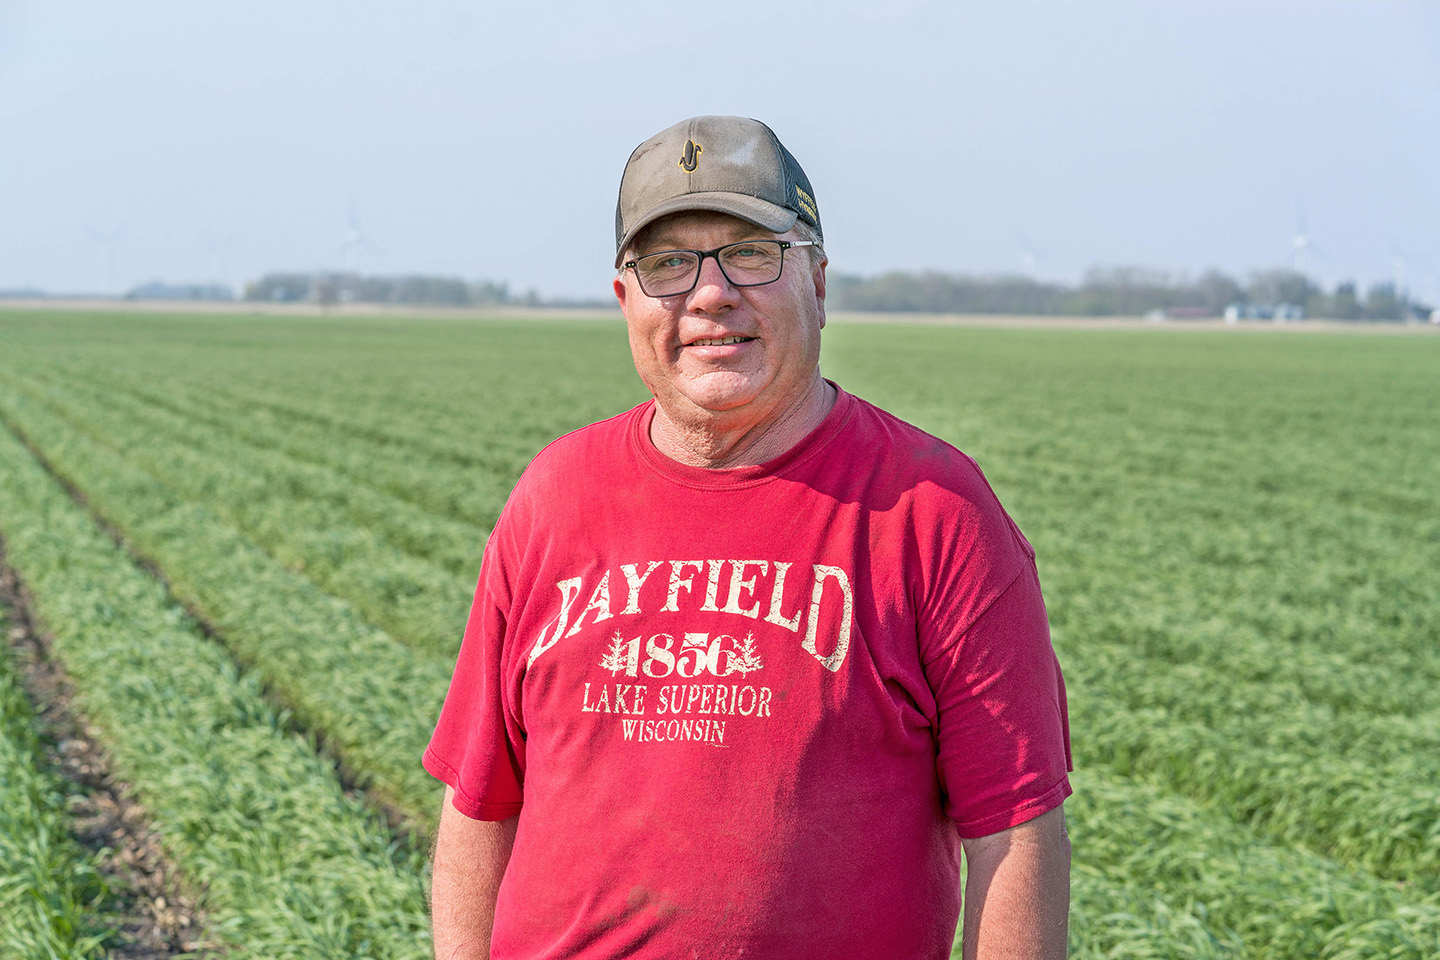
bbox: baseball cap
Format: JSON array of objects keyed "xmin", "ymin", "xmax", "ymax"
[{"xmin": 614, "ymin": 116, "xmax": 822, "ymax": 267}]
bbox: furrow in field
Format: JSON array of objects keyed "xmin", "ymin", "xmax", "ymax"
[
  {"xmin": 118, "ymin": 351, "xmax": 575, "ymax": 477},
  {"xmin": 206, "ymin": 366, "xmax": 558, "ymax": 475},
  {"xmin": 9, "ymin": 313, "xmax": 1439, "ymax": 949},
  {"xmin": 15, "ymin": 361, "xmax": 492, "ymax": 575},
  {"xmin": 840, "ymin": 339, "xmax": 1440, "ymax": 882},
  {"xmin": 22, "ymin": 357, "xmax": 524, "ymax": 534},
  {"xmin": 16, "ymin": 374, "xmax": 1440, "ymax": 882},
  {"xmin": 176, "ymin": 318, "xmax": 638, "ymax": 455},
  {"xmin": 6, "ymin": 362, "xmax": 1438, "ymax": 885},
  {"xmin": 0, "ymin": 369, "xmax": 474, "ymax": 660},
  {"xmin": 48, "ymin": 362, "xmax": 512, "ymax": 546},
  {"xmin": 0, "ymin": 423, "xmax": 432, "ymax": 958},
  {"xmin": 5, "ymin": 560, "xmax": 217, "ymax": 955},
  {"xmin": 0, "ymin": 607, "xmax": 114, "ymax": 959},
  {"xmin": 0, "ymin": 312, "xmax": 628, "ymax": 480},
  {"xmin": 16, "ymin": 366, "xmax": 1439, "ymax": 745},
  {"xmin": 0, "ymin": 381, "xmax": 452, "ymax": 824},
  {"xmin": 186, "ymin": 374, "xmax": 563, "ymax": 516},
  {"xmin": 865, "ymin": 336, "xmax": 1440, "ymax": 679}
]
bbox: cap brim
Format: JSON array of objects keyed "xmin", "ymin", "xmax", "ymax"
[{"xmin": 614, "ymin": 192, "xmax": 799, "ymax": 268}]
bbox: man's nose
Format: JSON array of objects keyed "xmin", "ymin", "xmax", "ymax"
[{"xmin": 688, "ymin": 252, "xmax": 739, "ymax": 310}]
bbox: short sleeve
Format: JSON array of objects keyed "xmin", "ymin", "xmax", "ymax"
[
  {"xmin": 923, "ymin": 560, "xmax": 1072, "ymax": 838},
  {"xmin": 423, "ymin": 530, "xmax": 528, "ymax": 821}
]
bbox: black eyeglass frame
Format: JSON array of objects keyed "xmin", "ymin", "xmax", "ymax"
[{"xmin": 623, "ymin": 240, "xmax": 822, "ymax": 298}]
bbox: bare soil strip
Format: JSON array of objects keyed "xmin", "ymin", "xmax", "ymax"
[{"xmin": 0, "ymin": 555, "xmax": 211, "ymax": 958}]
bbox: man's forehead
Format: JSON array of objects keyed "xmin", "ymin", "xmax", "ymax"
[{"xmin": 634, "ymin": 211, "xmax": 784, "ymax": 252}]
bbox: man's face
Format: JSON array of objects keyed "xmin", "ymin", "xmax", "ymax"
[{"xmin": 613, "ymin": 211, "xmax": 828, "ymax": 429}]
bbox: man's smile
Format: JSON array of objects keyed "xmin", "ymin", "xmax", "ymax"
[{"xmin": 686, "ymin": 335, "xmax": 755, "ymax": 346}]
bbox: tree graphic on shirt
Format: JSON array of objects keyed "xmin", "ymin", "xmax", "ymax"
[
  {"xmin": 728, "ymin": 633, "xmax": 764, "ymax": 675},
  {"xmin": 598, "ymin": 633, "xmax": 629, "ymax": 676}
]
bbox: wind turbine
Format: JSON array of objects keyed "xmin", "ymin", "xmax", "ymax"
[
  {"xmin": 1292, "ymin": 201, "xmax": 1312, "ymax": 276},
  {"xmin": 1389, "ymin": 239, "xmax": 1409, "ymax": 305},
  {"xmin": 1417, "ymin": 252, "xmax": 1439, "ymax": 312},
  {"xmin": 331, "ymin": 199, "xmax": 383, "ymax": 303},
  {"xmin": 203, "ymin": 232, "xmax": 240, "ymax": 296},
  {"xmin": 1019, "ymin": 236, "xmax": 1046, "ymax": 278},
  {"xmin": 340, "ymin": 198, "xmax": 383, "ymax": 274},
  {"xmin": 87, "ymin": 224, "xmax": 128, "ymax": 297},
  {"xmin": 1291, "ymin": 200, "xmax": 1336, "ymax": 291}
]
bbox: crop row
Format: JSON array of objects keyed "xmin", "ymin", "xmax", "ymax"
[
  {"xmin": 13, "ymin": 363, "xmax": 1440, "ymax": 750},
  {"xmin": 71, "ymin": 355, "xmax": 1440, "ymax": 696},
  {"xmin": 86, "ymin": 366, "xmax": 498, "ymax": 575},
  {"xmin": 32, "ymin": 357, "xmax": 515, "ymax": 564},
  {"xmin": 6, "ymin": 312, "xmax": 1440, "ymax": 954},
  {"xmin": 3, "ymin": 367, "xmax": 1437, "ymax": 882},
  {"xmin": 826, "ymin": 329, "xmax": 1440, "ymax": 883},
  {"xmin": 41, "ymin": 326, "xmax": 1440, "ymax": 668},
  {"xmin": 18, "ymin": 313, "xmax": 638, "ymax": 495},
  {"xmin": 1047, "ymin": 557, "xmax": 1439, "ymax": 889},
  {"xmin": 0, "ymin": 609, "xmax": 112, "ymax": 959},
  {"xmin": 6, "ymin": 391, "xmax": 1440, "ymax": 960},
  {"xmin": 175, "ymin": 314, "xmax": 644, "ymax": 455},
  {"xmin": 1040, "ymin": 490, "xmax": 1439, "ymax": 683},
  {"xmin": 4, "ymin": 367, "xmax": 476, "ymax": 658},
  {"xmin": 0, "ymin": 423, "xmax": 432, "ymax": 958},
  {"xmin": 836, "ymin": 329, "xmax": 1440, "ymax": 668},
  {"xmin": 1064, "ymin": 769, "xmax": 1440, "ymax": 960},
  {"xmin": 11, "ymin": 361, "xmax": 1438, "ymax": 719},
  {"xmin": 0, "ymin": 382, "xmax": 451, "ymax": 823},
  {"xmin": 17, "ymin": 347, "xmax": 606, "ymax": 536},
  {"xmin": 101, "ymin": 370, "xmax": 509, "ymax": 562},
  {"xmin": 36, "ymin": 340, "xmax": 1440, "ymax": 687}
]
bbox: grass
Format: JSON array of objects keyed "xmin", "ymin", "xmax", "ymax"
[
  {"xmin": 0, "ymin": 416, "xmax": 433, "ymax": 958},
  {"xmin": 1, "ymin": 308, "xmax": 1437, "ymax": 957},
  {"xmin": 0, "ymin": 379, "xmax": 454, "ymax": 824}
]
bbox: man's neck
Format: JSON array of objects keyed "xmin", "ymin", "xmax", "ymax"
[{"xmin": 649, "ymin": 378, "xmax": 837, "ymax": 470}]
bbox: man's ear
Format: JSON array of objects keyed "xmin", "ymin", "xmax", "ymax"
[
  {"xmin": 812, "ymin": 256, "xmax": 828, "ymax": 328},
  {"xmin": 613, "ymin": 274, "xmax": 628, "ymax": 313}
]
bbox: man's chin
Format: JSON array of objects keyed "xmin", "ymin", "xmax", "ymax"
[
  {"xmin": 657, "ymin": 395, "xmax": 770, "ymax": 431},
  {"xmin": 666, "ymin": 372, "xmax": 766, "ymax": 415}
]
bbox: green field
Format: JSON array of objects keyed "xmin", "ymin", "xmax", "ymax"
[{"xmin": 0, "ymin": 308, "xmax": 1437, "ymax": 958}]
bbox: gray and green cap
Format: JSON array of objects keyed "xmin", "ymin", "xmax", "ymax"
[{"xmin": 615, "ymin": 115, "xmax": 822, "ymax": 267}]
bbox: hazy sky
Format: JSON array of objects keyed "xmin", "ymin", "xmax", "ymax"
[{"xmin": 2, "ymin": 1, "xmax": 1437, "ymax": 301}]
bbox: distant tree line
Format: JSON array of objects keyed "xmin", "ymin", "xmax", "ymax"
[
  {"xmin": 245, "ymin": 272, "xmax": 514, "ymax": 307},
  {"xmin": 127, "ymin": 281, "xmax": 235, "ymax": 301},
  {"xmin": 239, "ymin": 267, "xmax": 1430, "ymax": 320},
  {"xmin": 827, "ymin": 267, "xmax": 1432, "ymax": 320}
]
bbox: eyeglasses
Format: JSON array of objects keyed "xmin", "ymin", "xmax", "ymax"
[{"xmin": 624, "ymin": 239, "xmax": 820, "ymax": 298}]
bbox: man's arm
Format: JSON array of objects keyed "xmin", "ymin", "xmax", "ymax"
[
  {"xmin": 431, "ymin": 786, "xmax": 519, "ymax": 960},
  {"xmin": 958, "ymin": 805, "xmax": 1070, "ymax": 960}
]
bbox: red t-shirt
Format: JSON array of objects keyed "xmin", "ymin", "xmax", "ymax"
[{"xmin": 425, "ymin": 386, "xmax": 1071, "ymax": 959}]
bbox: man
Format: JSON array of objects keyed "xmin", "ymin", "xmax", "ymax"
[{"xmin": 426, "ymin": 116, "xmax": 1072, "ymax": 960}]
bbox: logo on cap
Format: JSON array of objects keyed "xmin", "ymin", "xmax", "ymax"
[
  {"xmin": 679, "ymin": 139, "xmax": 702, "ymax": 172},
  {"xmin": 795, "ymin": 185, "xmax": 818, "ymax": 223}
]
